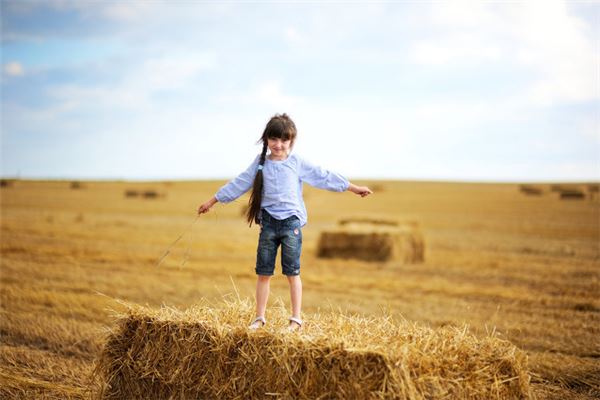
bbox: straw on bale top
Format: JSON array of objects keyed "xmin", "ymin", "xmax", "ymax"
[{"xmin": 93, "ymin": 298, "xmax": 531, "ymax": 399}]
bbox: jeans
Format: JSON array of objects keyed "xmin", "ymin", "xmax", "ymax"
[{"xmin": 255, "ymin": 210, "xmax": 302, "ymax": 276}]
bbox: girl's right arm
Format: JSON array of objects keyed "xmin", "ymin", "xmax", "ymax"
[
  {"xmin": 197, "ymin": 155, "xmax": 259, "ymax": 215},
  {"xmin": 197, "ymin": 196, "xmax": 218, "ymax": 214}
]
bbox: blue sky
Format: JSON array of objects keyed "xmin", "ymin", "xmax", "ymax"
[{"xmin": 1, "ymin": 0, "xmax": 599, "ymax": 182}]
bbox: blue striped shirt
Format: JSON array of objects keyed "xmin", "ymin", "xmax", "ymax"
[{"xmin": 215, "ymin": 153, "xmax": 349, "ymax": 226}]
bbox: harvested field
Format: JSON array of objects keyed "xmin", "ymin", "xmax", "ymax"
[
  {"xmin": 94, "ymin": 299, "xmax": 530, "ymax": 399},
  {"xmin": 1, "ymin": 179, "xmax": 599, "ymax": 399}
]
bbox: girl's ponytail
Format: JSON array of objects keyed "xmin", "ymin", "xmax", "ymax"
[
  {"xmin": 246, "ymin": 113, "xmax": 297, "ymax": 227},
  {"xmin": 246, "ymin": 140, "xmax": 268, "ymax": 226}
]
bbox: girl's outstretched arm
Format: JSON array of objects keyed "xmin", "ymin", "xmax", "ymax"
[
  {"xmin": 198, "ymin": 196, "xmax": 218, "ymax": 214},
  {"xmin": 347, "ymin": 183, "xmax": 373, "ymax": 198}
]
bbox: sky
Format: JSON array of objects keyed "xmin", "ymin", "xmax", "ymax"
[{"xmin": 1, "ymin": 0, "xmax": 599, "ymax": 182}]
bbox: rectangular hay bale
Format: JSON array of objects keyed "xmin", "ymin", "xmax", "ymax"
[
  {"xmin": 317, "ymin": 224, "xmax": 424, "ymax": 263},
  {"xmin": 93, "ymin": 300, "xmax": 532, "ymax": 400}
]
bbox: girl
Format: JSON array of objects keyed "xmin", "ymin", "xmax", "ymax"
[{"xmin": 197, "ymin": 113, "xmax": 372, "ymax": 331}]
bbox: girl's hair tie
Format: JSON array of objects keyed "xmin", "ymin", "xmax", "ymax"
[{"xmin": 257, "ymin": 164, "xmax": 264, "ymax": 170}]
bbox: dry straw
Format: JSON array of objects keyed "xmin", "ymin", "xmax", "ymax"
[{"xmin": 93, "ymin": 297, "xmax": 531, "ymax": 399}]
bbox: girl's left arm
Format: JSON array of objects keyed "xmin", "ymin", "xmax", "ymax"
[{"xmin": 299, "ymin": 156, "xmax": 372, "ymax": 197}]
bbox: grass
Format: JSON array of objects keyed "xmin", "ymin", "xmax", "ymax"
[{"xmin": 1, "ymin": 179, "xmax": 599, "ymax": 398}]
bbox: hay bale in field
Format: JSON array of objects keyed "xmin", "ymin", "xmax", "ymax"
[
  {"xmin": 519, "ymin": 185, "xmax": 543, "ymax": 196},
  {"xmin": 142, "ymin": 190, "xmax": 158, "ymax": 199},
  {"xmin": 70, "ymin": 181, "xmax": 84, "ymax": 189},
  {"xmin": 318, "ymin": 218, "xmax": 424, "ymax": 262},
  {"xmin": 125, "ymin": 189, "xmax": 165, "ymax": 199},
  {"xmin": 559, "ymin": 189, "xmax": 585, "ymax": 200},
  {"xmin": 587, "ymin": 183, "xmax": 600, "ymax": 193},
  {"xmin": 142, "ymin": 190, "xmax": 165, "ymax": 199},
  {"xmin": 92, "ymin": 299, "xmax": 532, "ymax": 400},
  {"xmin": 0, "ymin": 179, "xmax": 14, "ymax": 188},
  {"xmin": 124, "ymin": 189, "xmax": 139, "ymax": 198},
  {"xmin": 586, "ymin": 183, "xmax": 600, "ymax": 201},
  {"xmin": 550, "ymin": 184, "xmax": 571, "ymax": 192}
]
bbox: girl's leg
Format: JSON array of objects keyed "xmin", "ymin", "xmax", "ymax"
[
  {"xmin": 255, "ymin": 275, "xmax": 271, "ymax": 319},
  {"xmin": 287, "ymin": 275, "xmax": 302, "ymax": 327}
]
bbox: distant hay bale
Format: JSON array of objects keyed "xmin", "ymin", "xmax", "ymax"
[
  {"xmin": 587, "ymin": 183, "xmax": 600, "ymax": 193},
  {"xmin": 0, "ymin": 179, "xmax": 14, "ymax": 188},
  {"xmin": 559, "ymin": 189, "xmax": 585, "ymax": 200},
  {"xmin": 318, "ymin": 218, "xmax": 424, "ymax": 262},
  {"xmin": 124, "ymin": 189, "xmax": 165, "ymax": 199},
  {"xmin": 586, "ymin": 184, "xmax": 600, "ymax": 201},
  {"xmin": 550, "ymin": 184, "xmax": 571, "ymax": 192},
  {"xmin": 519, "ymin": 185, "xmax": 543, "ymax": 196},
  {"xmin": 142, "ymin": 190, "xmax": 159, "ymax": 199},
  {"xmin": 93, "ymin": 299, "xmax": 532, "ymax": 400},
  {"xmin": 70, "ymin": 181, "xmax": 84, "ymax": 189}
]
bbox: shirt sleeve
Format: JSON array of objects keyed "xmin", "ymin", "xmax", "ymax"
[
  {"xmin": 214, "ymin": 155, "xmax": 260, "ymax": 203},
  {"xmin": 299, "ymin": 156, "xmax": 349, "ymax": 192}
]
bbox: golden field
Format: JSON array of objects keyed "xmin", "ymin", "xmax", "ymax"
[{"xmin": 0, "ymin": 179, "xmax": 599, "ymax": 399}]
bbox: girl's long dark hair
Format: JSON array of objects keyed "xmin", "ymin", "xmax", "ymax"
[{"xmin": 246, "ymin": 113, "xmax": 297, "ymax": 226}]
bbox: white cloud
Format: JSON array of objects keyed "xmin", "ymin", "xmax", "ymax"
[
  {"xmin": 411, "ymin": 34, "xmax": 502, "ymax": 66},
  {"xmin": 511, "ymin": 1, "xmax": 598, "ymax": 106},
  {"xmin": 46, "ymin": 50, "xmax": 217, "ymax": 113},
  {"xmin": 217, "ymin": 81, "xmax": 303, "ymax": 110},
  {"xmin": 409, "ymin": 0, "xmax": 597, "ymax": 106},
  {"xmin": 135, "ymin": 52, "xmax": 218, "ymax": 91},
  {"xmin": 284, "ymin": 26, "xmax": 308, "ymax": 46},
  {"xmin": 3, "ymin": 62, "xmax": 25, "ymax": 77}
]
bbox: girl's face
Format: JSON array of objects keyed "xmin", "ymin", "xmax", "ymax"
[{"xmin": 267, "ymin": 137, "xmax": 292, "ymax": 160}]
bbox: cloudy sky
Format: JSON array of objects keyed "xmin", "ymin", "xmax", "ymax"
[{"xmin": 1, "ymin": 0, "xmax": 598, "ymax": 182}]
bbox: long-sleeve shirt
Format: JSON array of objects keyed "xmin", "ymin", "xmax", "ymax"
[{"xmin": 215, "ymin": 153, "xmax": 349, "ymax": 226}]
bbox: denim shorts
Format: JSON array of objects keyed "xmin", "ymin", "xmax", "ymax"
[{"xmin": 256, "ymin": 210, "xmax": 302, "ymax": 276}]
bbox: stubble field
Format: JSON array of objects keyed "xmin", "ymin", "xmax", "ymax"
[{"xmin": 0, "ymin": 179, "xmax": 598, "ymax": 399}]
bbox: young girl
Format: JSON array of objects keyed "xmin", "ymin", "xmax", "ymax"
[{"xmin": 197, "ymin": 113, "xmax": 372, "ymax": 331}]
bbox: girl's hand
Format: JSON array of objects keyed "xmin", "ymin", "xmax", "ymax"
[
  {"xmin": 197, "ymin": 197, "xmax": 218, "ymax": 215},
  {"xmin": 348, "ymin": 183, "xmax": 373, "ymax": 198}
]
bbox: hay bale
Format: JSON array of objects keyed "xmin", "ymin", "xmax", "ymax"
[
  {"xmin": 519, "ymin": 185, "xmax": 543, "ymax": 196},
  {"xmin": 92, "ymin": 299, "xmax": 532, "ymax": 400},
  {"xmin": 125, "ymin": 189, "xmax": 165, "ymax": 199},
  {"xmin": 0, "ymin": 179, "xmax": 14, "ymax": 188},
  {"xmin": 142, "ymin": 190, "xmax": 165, "ymax": 199},
  {"xmin": 317, "ymin": 218, "xmax": 424, "ymax": 263},
  {"xmin": 587, "ymin": 183, "xmax": 600, "ymax": 193},
  {"xmin": 550, "ymin": 184, "xmax": 571, "ymax": 192},
  {"xmin": 586, "ymin": 184, "xmax": 599, "ymax": 201},
  {"xmin": 70, "ymin": 181, "xmax": 84, "ymax": 189},
  {"xmin": 559, "ymin": 189, "xmax": 585, "ymax": 200}
]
